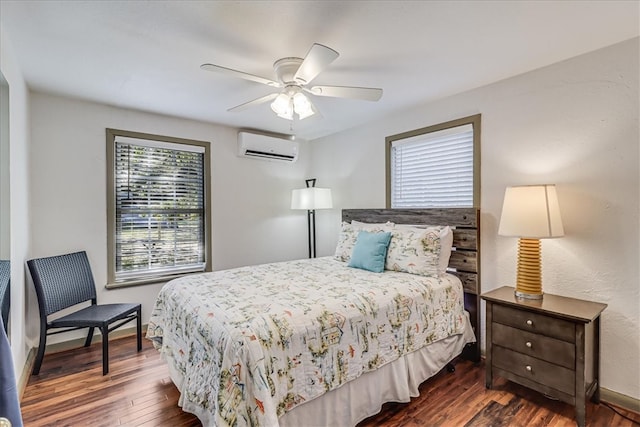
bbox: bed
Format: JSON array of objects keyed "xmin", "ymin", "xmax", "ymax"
[{"xmin": 147, "ymin": 208, "xmax": 481, "ymax": 426}]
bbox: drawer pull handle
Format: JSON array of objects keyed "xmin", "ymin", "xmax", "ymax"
[
  {"xmin": 526, "ymin": 319, "xmax": 533, "ymax": 326},
  {"xmin": 525, "ymin": 365, "xmax": 532, "ymax": 372},
  {"xmin": 525, "ymin": 341, "xmax": 532, "ymax": 348}
]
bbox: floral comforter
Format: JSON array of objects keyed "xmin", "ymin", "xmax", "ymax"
[{"xmin": 147, "ymin": 257, "xmax": 468, "ymax": 426}]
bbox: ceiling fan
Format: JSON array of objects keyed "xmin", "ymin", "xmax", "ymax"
[{"xmin": 200, "ymin": 43, "xmax": 383, "ymax": 120}]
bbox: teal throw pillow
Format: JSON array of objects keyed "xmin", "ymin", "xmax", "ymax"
[{"xmin": 348, "ymin": 231, "xmax": 392, "ymax": 273}]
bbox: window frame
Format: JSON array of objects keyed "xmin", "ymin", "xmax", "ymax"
[
  {"xmin": 106, "ymin": 128, "xmax": 212, "ymax": 288},
  {"xmin": 385, "ymin": 114, "xmax": 481, "ymax": 209}
]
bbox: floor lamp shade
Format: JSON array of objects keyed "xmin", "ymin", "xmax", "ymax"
[
  {"xmin": 291, "ymin": 182, "xmax": 332, "ymax": 259},
  {"xmin": 291, "ymin": 187, "xmax": 333, "ymax": 210},
  {"xmin": 499, "ymin": 184, "xmax": 564, "ymax": 299}
]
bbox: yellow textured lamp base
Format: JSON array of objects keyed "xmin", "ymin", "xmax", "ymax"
[{"xmin": 515, "ymin": 238, "xmax": 543, "ymax": 300}]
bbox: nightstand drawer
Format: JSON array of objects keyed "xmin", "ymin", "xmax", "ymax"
[
  {"xmin": 492, "ymin": 323, "xmax": 575, "ymax": 368},
  {"xmin": 493, "ymin": 304, "xmax": 575, "ymax": 342},
  {"xmin": 493, "ymin": 346, "xmax": 575, "ymax": 396}
]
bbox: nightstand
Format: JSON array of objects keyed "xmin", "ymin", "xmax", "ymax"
[{"xmin": 482, "ymin": 286, "xmax": 607, "ymax": 427}]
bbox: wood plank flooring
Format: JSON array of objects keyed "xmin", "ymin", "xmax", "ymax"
[{"xmin": 20, "ymin": 334, "xmax": 639, "ymax": 426}]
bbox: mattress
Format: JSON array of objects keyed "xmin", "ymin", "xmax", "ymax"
[{"xmin": 147, "ymin": 256, "xmax": 474, "ymax": 426}]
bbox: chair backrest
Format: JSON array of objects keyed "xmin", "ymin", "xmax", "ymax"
[
  {"xmin": 0, "ymin": 260, "xmax": 9, "ymax": 332},
  {"xmin": 27, "ymin": 251, "xmax": 97, "ymax": 316}
]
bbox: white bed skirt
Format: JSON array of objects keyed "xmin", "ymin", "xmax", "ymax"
[
  {"xmin": 167, "ymin": 313, "xmax": 475, "ymax": 427},
  {"xmin": 278, "ymin": 313, "xmax": 476, "ymax": 427}
]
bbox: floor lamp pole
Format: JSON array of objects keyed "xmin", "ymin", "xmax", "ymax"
[
  {"xmin": 305, "ymin": 178, "xmax": 317, "ymax": 259},
  {"xmin": 307, "ymin": 209, "xmax": 316, "ymax": 258}
]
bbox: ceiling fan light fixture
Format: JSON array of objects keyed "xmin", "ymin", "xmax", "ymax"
[
  {"xmin": 293, "ymin": 92, "xmax": 315, "ymax": 120},
  {"xmin": 271, "ymin": 93, "xmax": 293, "ymax": 120}
]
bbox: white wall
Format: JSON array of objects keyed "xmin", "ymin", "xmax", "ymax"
[
  {"xmin": 0, "ymin": 23, "xmax": 31, "ymax": 379},
  {"xmin": 28, "ymin": 93, "xmax": 311, "ymax": 344},
  {"xmin": 311, "ymin": 38, "xmax": 640, "ymax": 400}
]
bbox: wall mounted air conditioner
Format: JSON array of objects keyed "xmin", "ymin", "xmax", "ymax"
[{"xmin": 238, "ymin": 131, "xmax": 299, "ymax": 163}]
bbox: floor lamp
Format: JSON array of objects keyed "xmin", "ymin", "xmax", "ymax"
[{"xmin": 291, "ymin": 179, "xmax": 333, "ymax": 258}]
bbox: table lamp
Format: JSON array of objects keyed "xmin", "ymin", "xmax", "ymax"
[{"xmin": 498, "ymin": 184, "xmax": 564, "ymax": 299}]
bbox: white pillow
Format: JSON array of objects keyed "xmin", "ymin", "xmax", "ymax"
[
  {"xmin": 385, "ymin": 225, "xmax": 453, "ymax": 276},
  {"xmin": 334, "ymin": 221, "xmax": 394, "ymax": 262}
]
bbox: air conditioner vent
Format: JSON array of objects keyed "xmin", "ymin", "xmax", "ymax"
[{"xmin": 244, "ymin": 149, "xmax": 296, "ymax": 161}]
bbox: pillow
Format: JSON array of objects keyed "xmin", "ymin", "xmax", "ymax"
[
  {"xmin": 385, "ymin": 225, "xmax": 453, "ymax": 276},
  {"xmin": 401, "ymin": 225, "xmax": 453, "ymax": 274},
  {"xmin": 348, "ymin": 231, "xmax": 392, "ymax": 273},
  {"xmin": 334, "ymin": 221, "xmax": 394, "ymax": 262}
]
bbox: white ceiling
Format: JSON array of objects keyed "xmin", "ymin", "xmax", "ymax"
[{"xmin": 1, "ymin": 1, "xmax": 638, "ymax": 141}]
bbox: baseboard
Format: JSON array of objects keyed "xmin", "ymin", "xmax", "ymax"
[
  {"xmin": 601, "ymin": 387, "xmax": 640, "ymax": 414},
  {"xmin": 18, "ymin": 347, "xmax": 36, "ymax": 400}
]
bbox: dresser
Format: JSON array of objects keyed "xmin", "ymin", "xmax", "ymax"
[{"xmin": 482, "ymin": 286, "xmax": 607, "ymax": 427}]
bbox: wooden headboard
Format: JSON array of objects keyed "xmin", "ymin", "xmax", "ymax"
[{"xmin": 342, "ymin": 208, "xmax": 481, "ymax": 362}]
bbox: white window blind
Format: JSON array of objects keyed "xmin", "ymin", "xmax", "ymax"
[
  {"xmin": 391, "ymin": 124, "xmax": 474, "ymax": 208},
  {"xmin": 114, "ymin": 137, "xmax": 206, "ymax": 281}
]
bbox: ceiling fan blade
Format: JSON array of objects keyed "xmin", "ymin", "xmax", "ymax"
[
  {"xmin": 308, "ymin": 85, "xmax": 383, "ymax": 101},
  {"xmin": 201, "ymin": 63, "xmax": 280, "ymax": 87},
  {"xmin": 228, "ymin": 92, "xmax": 279, "ymax": 112},
  {"xmin": 293, "ymin": 43, "xmax": 339, "ymax": 84}
]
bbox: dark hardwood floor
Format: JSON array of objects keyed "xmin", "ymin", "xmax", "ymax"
[{"xmin": 20, "ymin": 334, "xmax": 639, "ymax": 426}]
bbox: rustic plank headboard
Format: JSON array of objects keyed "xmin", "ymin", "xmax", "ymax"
[{"xmin": 342, "ymin": 208, "xmax": 481, "ymax": 362}]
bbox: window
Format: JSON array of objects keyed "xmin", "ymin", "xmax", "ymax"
[
  {"xmin": 106, "ymin": 129, "xmax": 211, "ymax": 287},
  {"xmin": 386, "ymin": 114, "xmax": 480, "ymax": 208}
]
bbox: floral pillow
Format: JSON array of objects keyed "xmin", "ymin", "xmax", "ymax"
[
  {"xmin": 385, "ymin": 225, "xmax": 453, "ymax": 276},
  {"xmin": 334, "ymin": 221, "xmax": 394, "ymax": 263}
]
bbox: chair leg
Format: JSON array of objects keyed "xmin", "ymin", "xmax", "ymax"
[
  {"xmin": 136, "ymin": 307, "xmax": 142, "ymax": 352},
  {"xmin": 101, "ymin": 326, "xmax": 109, "ymax": 376},
  {"xmin": 85, "ymin": 327, "xmax": 95, "ymax": 347},
  {"xmin": 32, "ymin": 325, "xmax": 47, "ymax": 375}
]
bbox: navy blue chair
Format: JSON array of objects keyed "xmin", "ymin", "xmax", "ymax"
[
  {"xmin": 27, "ymin": 251, "xmax": 141, "ymax": 376},
  {"xmin": 0, "ymin": 260, "xmax": 9, "ymax": 335},
  {"xmin": 0, "ymin": 316, "xmax": 23, "ymax": 426}
]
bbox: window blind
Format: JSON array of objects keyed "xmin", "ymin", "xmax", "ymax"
[
  {"xmin": 114, "ymin": 138, "xmax": 206, "ymax": 281},
  {"xmin": 391, "ymin": 124, "xmax": 474, "ymax": 208}
]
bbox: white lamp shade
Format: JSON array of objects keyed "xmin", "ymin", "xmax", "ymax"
[
  {"xmin": 271, "ymin": 93, "xmax": 293, "ymax": 120},
  {"xmin": 498, "ymin": 184, "xmax": 564, "ymax": 238},
  {"xmin": 271, "ymin": 92, "xmax": 317, "ymax": 121},
  {"xmin": 293, "ymin": 92, "xmax": 316, "ymax": 119},
  {"xmin": 291, "ymin": 187, "xmax": 333, "ymax": 210}
]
